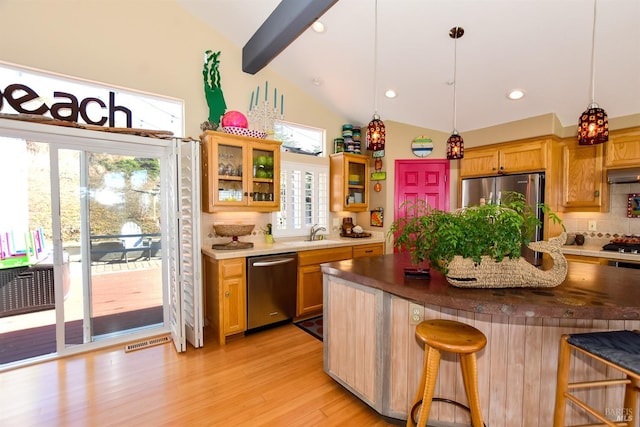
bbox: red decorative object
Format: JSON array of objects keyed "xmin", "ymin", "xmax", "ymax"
[
  {"xmin": 447, "ymin": 132, "xmax": 464, "ymax": 160},
  {"xmin": 367, "ymin": 114, "xmax": 386, "ymax": 151},
  {"xmin": 578, "ymin": 105, "xmax": 608, "ymax": 145},
  {"xmin": 221, "ymin": 110, "xmax": 248, "ymax": 128}
]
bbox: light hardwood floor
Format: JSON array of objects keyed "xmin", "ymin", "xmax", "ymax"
[{"xmin": 0, "ymin": 324, "xmax": 401, "ymax": 426}]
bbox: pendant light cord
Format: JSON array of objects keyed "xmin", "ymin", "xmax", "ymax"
[
  {"xmin": 373, "ymin": 0, "xmax": 379, "ymax": 116},
  {"xmin": 589, "ymin": 0, "xmax": 597, "ymax": 105},
  {"xmin": 452, "ymin": 27, "xmax": 459, "ymax": 133}
]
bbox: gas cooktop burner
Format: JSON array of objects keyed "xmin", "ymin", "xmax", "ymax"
[
  {"xmin": 602, "ymin": 245, "xmax": 640, "ymax": 254},
  {"xmin": 602, "ymin": 238, "xmax": 640, "ymax": 254}
]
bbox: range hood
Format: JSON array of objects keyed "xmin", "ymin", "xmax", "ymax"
[{"xmin": 607, "ymin": 168, "xmax": 640, "ymax": 184}]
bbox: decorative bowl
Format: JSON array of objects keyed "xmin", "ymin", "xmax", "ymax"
[
  {"xmin": 221, "ymin": 127, "xmax": 267, "ymax": 139},
  {"xmin": 213, "ymin": 224, "xmax": 255, "ymax": 237}
]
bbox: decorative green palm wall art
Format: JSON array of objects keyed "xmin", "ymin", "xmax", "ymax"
[{"xmin": 202, "ymin": 50, "xmax": 227, "ymax": 129}]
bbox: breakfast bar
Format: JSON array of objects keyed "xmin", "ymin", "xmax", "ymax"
[{"xmin": 321, "ymin": 254, "xmax": 640, "ymax": 427}]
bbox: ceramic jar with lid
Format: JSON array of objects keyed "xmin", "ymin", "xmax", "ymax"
[{"xmin": 342, "ymin": 217, "xmax": 354, "ymax": 235}]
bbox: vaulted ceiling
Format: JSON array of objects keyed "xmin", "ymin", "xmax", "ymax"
[{"xmin": 177, "ymin": 0, "xmax": 640, "ymax": 133}]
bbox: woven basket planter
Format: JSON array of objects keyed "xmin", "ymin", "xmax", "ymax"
[{"xmin": 445, "ymin": 232, "xmax": 568, "ymax": 288}]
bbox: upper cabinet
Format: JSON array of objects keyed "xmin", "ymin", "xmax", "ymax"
[
  {"xmin": 330, "ymin": 152, "xmax": 370, "ymax": 212},
  {"xmin": 559, "ymin": 140, "xmax": 606, "ymax": 212},
  {"xmin": 201, "ymin": 130, "xmax": 281, "ymax": 213},
  {"xmin": 460, "ymin": 138, "xmax": 548, "ymax": 178},
  {"xmin": 605, "ymin": 127, "xmax": 640, "ymax": 169}
]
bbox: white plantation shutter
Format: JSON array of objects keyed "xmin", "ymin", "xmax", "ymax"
[
  {"xmin": 167, "ymin": 140, "xmax": 184, "ymax": 351},
  {"xmin": 179, "ymin": 139, "xmax": 202, "ymax": 348},
  {"xmin": 275, "ymin": 161, "xmax": 329, "ymax": 236},
  {"xmin": 168, "ymin": 138, "xmax": 203, "ymax": 352}
]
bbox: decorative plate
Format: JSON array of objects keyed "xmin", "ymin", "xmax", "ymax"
[
  {"xmin": 221, "ymin": 126, "xmax": 267, "ymax": 139},
  {"xmin": 411, "ymin": 137, "xmax": 433, "ymax": 157}
]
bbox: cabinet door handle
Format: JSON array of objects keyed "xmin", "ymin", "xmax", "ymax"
[
  {"xmin": 225, "ymin": 291, "xmax": 230, "ymax": 297},
  {"xmin": 365, "ymin": 250, "xmax": 373, "ymax": 253},
  {"xmin": 594, "ymin": 190, "xmax": 600, "ymax": 197}
]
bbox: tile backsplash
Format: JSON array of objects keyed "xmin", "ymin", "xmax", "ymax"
[
  {"xmin": 562, "ymin": 182, "xmax": 640, "ymax": 240},
  {"xmin": 201, "ymin": 212, "xmax": 272, "ymax": 248}
]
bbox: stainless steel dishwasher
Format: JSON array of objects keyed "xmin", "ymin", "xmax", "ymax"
[{"xmin": 246, "ymin": 252, "xmax": 297, "ymax": 330}]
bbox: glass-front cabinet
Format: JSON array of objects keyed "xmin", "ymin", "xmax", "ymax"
[
  {"xmin": 201, "ymin": 131, "xmax": 281, "ymax": 212},
  {"xmin": 329, "ymin": 152, "xmax": 370, "ymax": 212}
]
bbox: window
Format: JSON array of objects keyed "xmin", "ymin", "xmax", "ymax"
[
  {"xmin": 274, "ymin": 120, "xmax": 325, "ymax": 156},
  {"xmin": 0, "ymin": 61, "xmax": 184, "ymax": 136},
  {"xmin": 274, "ymin": 161, "xmax": 329, "ymax": 237}
]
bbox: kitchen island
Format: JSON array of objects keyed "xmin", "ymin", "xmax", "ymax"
[{"xmin": 321, "ymin": 254, "xmax": 640, "ymax": 427}]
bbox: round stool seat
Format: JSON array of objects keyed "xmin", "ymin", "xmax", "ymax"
[
  {"xmin": 416, "ymin": 319, "xmax": 487, "ymax": 354},
  {"xmin": 408, "ymin": 319, "xmax": 487, "ymax": 427}
]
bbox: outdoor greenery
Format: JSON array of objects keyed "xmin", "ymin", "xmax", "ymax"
[
  {"xmin": 389, "ymin": 192, "xmax": 563, "ymax": 274},
  {"xmin": 27, "ymin": 142, "xmax": 160, "ymax": 244}
]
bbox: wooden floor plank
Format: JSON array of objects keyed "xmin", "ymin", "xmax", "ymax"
[{"xmin": 0, "ymin": 324, "xmax": 401, "ymax": 426}]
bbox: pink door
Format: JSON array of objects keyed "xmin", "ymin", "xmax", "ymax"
[{"xmin": 394, "ymin": 159, "xmax": 450, "ymax": 221}]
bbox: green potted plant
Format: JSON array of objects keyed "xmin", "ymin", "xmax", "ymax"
[{"xmin": 389, "ymin": 192, "xmax": 567, "ymax": 288}]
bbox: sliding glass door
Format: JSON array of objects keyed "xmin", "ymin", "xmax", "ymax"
[
  {"xmin": 67, "ymin": 149, "xmax": 163, "ymax": 347},
  {"xmin": 0, "ymin": 120, "xmax": 196, "ymax": 367}
]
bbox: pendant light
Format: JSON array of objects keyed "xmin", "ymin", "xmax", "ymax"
[
  {"xmin": 578, "ymin": 0, "xmax": 608, "ymax": 145},
  {"xmin": 446, "ymin": 26, "xmax": 464, "ymax": 160},
  {"xmin": 366, "ymin": 0, "xmax": 385, "ymax": 152}
]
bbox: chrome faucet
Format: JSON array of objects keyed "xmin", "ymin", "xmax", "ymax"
[{"xmin": 309, "ymin": 224, "xmax": 326, "ymax": 241}]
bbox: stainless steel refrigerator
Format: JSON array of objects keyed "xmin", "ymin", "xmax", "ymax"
[{"xmin": 461, "ymin": 173, "xmax": 545, "ymax": 266}]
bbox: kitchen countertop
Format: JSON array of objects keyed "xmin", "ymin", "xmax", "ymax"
[
  {"xmin": 321, "ymin": 252, "xmax": 640, "ymax": 320},
  {"xmin": 562, "ymin": 244, "xmax": 640, "ymax": 262},
  {"xmin": 201, "ymin": 233, "xmax": 386, "ymax": 260}
]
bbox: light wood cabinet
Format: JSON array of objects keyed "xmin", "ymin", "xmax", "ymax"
[
  {"xmin": 460, "ymin": 146, "xmax": 499, "ymax": 177},
  {"xmin": 203, "ymin": 255, "xmax": 246, "ymax": 345},
  {"xmin": 604, "ymin": 127, "xmax": 640, "ymax": 169},
  {"xmin": 296, "ymin": 246, "xmax": 352, "ymax": 319},
  {"xmin": 352, "ymin": 242, "xmax": 384, "ymax": 258},
  {"xmin": 560, "ymin": 140, "xmax": 607, "ymax": 212},
  {"xmin": 201, "ymin": 130, "xmax": 281, "ymax": 213},
  {"xmin": 330, "ymin": 153, "xmax": 370, "ymax": 212},
  {"xmin": 564, "ymin": 254, "xmax": 609, "ymax": 265},
  {"xmin": 460, "ymin": 138, "xmax": 548, "ymax": 178}
]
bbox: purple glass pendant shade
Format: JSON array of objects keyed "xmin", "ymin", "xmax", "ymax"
[
  {"xmin": 578, "ymin": 104, "xmax": 608, "ymax": 145},
  {"xmin": 447, "ymin": 132, "xmax": 464, "ymax": 160},
  {"xmin": 367, "ymin": 115, "xmax": 386, "ymax": 151}
]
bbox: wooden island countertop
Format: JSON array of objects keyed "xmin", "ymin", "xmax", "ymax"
[
  {"xmin": 321, "ymin": 253, "xmax": 640, "ymax": 320},
  {"xmin": 320, "ymin": 254, "xmax": 640, "ymax": 427}
]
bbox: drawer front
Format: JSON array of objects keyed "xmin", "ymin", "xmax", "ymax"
[
  {"xmin": 298, "ymin": 246, "xmax": 353, "ymax": 266},
  {"xmin": 352, "ymin": 243, "xmax": 384, "ymax": 258},
  {"xmin": 220, "ymin": 258, "xmax": 245, "ymax": 278}
]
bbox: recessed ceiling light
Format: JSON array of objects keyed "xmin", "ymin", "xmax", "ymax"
[
  {"xmin": 508, "ymin": 89, "xmax": 525, "ymax": 100},
  {"xmin": 311, "ymin": 20, "xmax": 325, "ymax": 33},
  {"xmin": 385, "ymin": 89, "xmax": 397, "ymax": 99}
]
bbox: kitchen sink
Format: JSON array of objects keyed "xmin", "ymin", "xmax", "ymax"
[{"xmin": 279, "ymin": 239, "xmax": 342, "ymax": 247}]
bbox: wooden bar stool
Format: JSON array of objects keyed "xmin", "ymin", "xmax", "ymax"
[
  {"xmin": 407, "ymin": 319, "xmax": 487, "ymax": 427},
  {"xmin": 553, "ymin": 330, "xmax": 640, "ymax": 427}
]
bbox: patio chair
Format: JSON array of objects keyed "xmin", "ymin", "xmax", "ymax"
[{"xmin": 120, "ymin": 222, "xmax": 152, "ymax": 262}]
